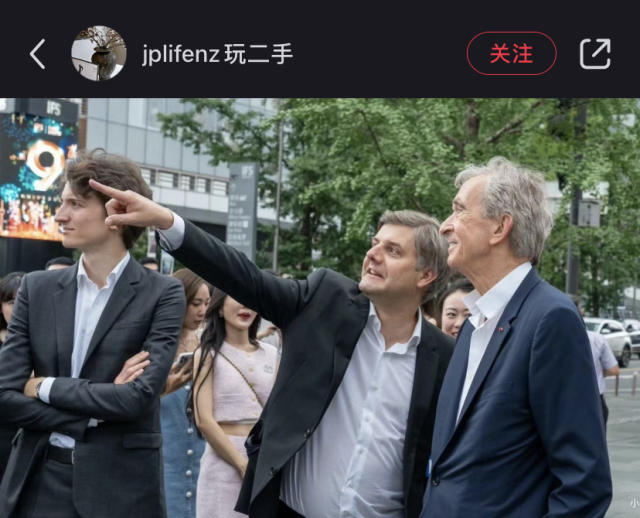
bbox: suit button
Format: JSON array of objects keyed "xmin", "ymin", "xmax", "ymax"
[
  {"xmin": 187, "ymin": 449, "xmax": 194, "ymax": 456},
  {"xmin": 186, "ymin": 491, "xmax": 193, "ymax": 498},
  {"xmin": 432, "ymin": 475, "xmax": 440, "ymax": 486},
  {"xmin": 270, "ymin": 466, "xmax": 278, "ymax": 476},
  {"xmin": 185, "ymin": 470, "xmax": 192, "ymax": 477},
  {"xmin": 304, "ymin": 428, "xmax": 312, "ymax": 439}
]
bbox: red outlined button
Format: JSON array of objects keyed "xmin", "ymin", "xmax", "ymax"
[{"xmin": 467, "ymin": 31, "xmax": 557, "ymax": 76}]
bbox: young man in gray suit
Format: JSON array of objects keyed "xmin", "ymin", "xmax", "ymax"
[{"xmin": 0, "ymin": 150, "xmax": 186, "ymax": 518}]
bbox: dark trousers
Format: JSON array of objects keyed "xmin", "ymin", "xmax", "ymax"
[
  {"xmin": 601, "ymin": 395, "xmax": 609, "ymax": 426},
  {"xmin": 15, "ymin": 450, "xmax": 80, "ymax": 518},
  {"xmin": 277, "ymin": 500, "xmax": 305, "ymax": 517}
]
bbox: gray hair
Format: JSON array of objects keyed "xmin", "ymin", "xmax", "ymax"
[
  {"xmin": 455, "ymin": 156, "xmax": 553, "ymax": 266},
  {"xmin": 378, "ymin": 210, "xmax": 450, "ymax": 303}
]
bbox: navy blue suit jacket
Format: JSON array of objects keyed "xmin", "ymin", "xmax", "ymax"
[{"xmin": 420, "ymin": 268, "xmax": 612, "ymax": 518}]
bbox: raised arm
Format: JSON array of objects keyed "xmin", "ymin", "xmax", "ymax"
[
  {"xmin": 89, "ymin": 179, "xmax": 320, "ymax": 328},
  {"xmin": 45, "ymin": 279, "xmax": 186, "ymax": 421},
  {"xmin": 0, "ymin": 276, "xmax": 90, "ymax": 439}
]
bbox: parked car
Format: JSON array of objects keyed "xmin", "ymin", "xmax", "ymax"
[
  {"xmin": 624, "ymin": 319, "xmax": 640, "ymax": 358},
  {"xmin": 584, "ymin": 317, "xmax": 632, "ymax": 368}
]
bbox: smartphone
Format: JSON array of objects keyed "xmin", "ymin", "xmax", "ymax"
[{"xmin": 176, "ymin": 352, "xmax": 194, "ymax": 367}]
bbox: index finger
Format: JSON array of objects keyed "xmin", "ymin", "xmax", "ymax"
[
  {"xmin": 127, "ymin": 350, "xmax": 150, "ymax": 363},
  {"xmin": 89, "ymin": 179, "xmax": 128, "ymax": 200}
]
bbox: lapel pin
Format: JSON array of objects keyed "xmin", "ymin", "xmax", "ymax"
[{"xmin": 498, "ymin": 327, "xmax": 504, "ymax": 332}]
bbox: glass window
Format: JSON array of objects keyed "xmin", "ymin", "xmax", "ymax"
[
  {"xmin": 146, "ymin": 131, "xmax": 164, "ymax": 166},
  {"xmin": 585, "ymin": 322, "xmax": 598, "ymax": 332},
  {"xmin": 195, "ymin": 178, "xmax": 211, "ymax": 193},
  {"xmin": 86, "ymin": 119, "xmax": 107, "ymax": 149},
  {"xmin": 128, "ymin": 99, "xmax": 146, "ymax": 127},
  {"xmin": 212, "ymin": 180, "xmax": 227, "ymax": 196},
  {"xmin": 108, "ymin": 99, "xmax": 127, "ymax": 124},
  {"xmin": 147, "ymin": 99, "xmax": 165, "ymax": 130},
  {"xmin": 157, "ymin": 171, "xmax": 175, "ymax": 189},
  {"xmin": 180, "ymin": 175, "xmax": 195, "ymax": 190},
  {"xmin": 106, "ymin": 123, "xmax": 126, "ymax": 154},
  {"xmin": 88, "ymin": 98, "xmax": 108, "ymax": 120},
  {"xmin": 127, "ymin": 127, "xmax": 145, "ymax": 162}
]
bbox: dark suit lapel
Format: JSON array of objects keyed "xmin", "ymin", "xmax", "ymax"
[
  {"xmin": 54, "ymin": 265, "xmax": 78, "ymax": 377},
  {"xmin": 432, "ymin": 268, "xmax": 543, "ymax": 466},
  {"xmin": 331, "ymin": 292, "xmax": 370, "ymax": 386},
  {"xmin": 430, "ymin": 320, "xmax": 470, "ymax": 467},
  {"xmin": 403, "ymin": 321, "xmax": 438, "ymax": 490},
  {"xmin": 79, "ymin": 258, "xmax": 141, "ymax": 375},
  {"xmin": 454, "ymin": 269, "xmax": 542, "ymax": 430}
]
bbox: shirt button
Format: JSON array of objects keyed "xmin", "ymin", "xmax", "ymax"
[
  {"xmin": 187, "ymin": 449, "xmax": 194, "ymax": 456},
  {"xmin": 186, "ymin": 491, "xmax": 193, "ymax": 498},
  {"xmin": 187, "ymin": 427, "xmax": 194, "ymax": 434},
  {"xmin": 249, "ymin": 367, "xmax": 254, "ymax": 372},
  {"xmin": 186, "ymin": 470, "xmax": 192, "ymax": 477}
]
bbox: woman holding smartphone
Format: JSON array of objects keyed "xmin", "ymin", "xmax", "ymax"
[
  {"xmin": 191, "ymin": 288, "xmax": 277, "ymax": 518},
  {"xmin": 161, "ymin": 268, "xmax": 210, "ymax": 518}
]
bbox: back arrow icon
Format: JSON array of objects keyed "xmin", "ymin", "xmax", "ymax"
[{"xmin": 30, "ymin": 39, "xmax": 45, "ymax": 69}]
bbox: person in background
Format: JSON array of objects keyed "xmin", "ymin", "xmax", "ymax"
[
  {"xmin": 141, "ymin": 257, "xmax": 160, "ymax": 271},
  {"xmin": 438, "ymin": 278, "xmax": 474, "ymax": 340},
  {"xmin": 191, "ymin": 288, "xmax": 278, "ymax": 518},
  {"xmin": 0, "ymin": 272, "xmax": 25, "ymax": 482},
  {"xmin": 44, "ymin": 256, "xmax": 74, "ymax": 271},
  {"xmin": 161, "ymin": 269, "xmax": 210, "ymax": 518},
  {"xmin": 573, "ymin": 299, "xmax": 619, "ymax": 428},
  {"xmin": 0, "ymin": 272, "xmax": 25, "ymax": 346}
]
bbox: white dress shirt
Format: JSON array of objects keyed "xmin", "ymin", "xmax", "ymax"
[
  {"xmin": 281, "ymin": 303, "xmax": 420, "ymax": 518},
  {"xmin": 457, "ymin": 262, "xmax": 532, "ymax": 421},
  {"xmin": 159, "ymin": 214, "xmax": 423, "ymax": 517},
  {"xmin": 39, "ymin": 252, "xmax": 131, "ymax": 448}
]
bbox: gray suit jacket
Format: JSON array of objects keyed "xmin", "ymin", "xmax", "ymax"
[{"xmin": 0, "ymin": 259, "xmax": 186, "ymax": 518}]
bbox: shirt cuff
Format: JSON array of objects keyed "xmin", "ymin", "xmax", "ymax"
[
  {"xmin": 38, "ymin": 377, "xmax": 55, "ymax": 404},
  {"xmin": 156, "ymin": 211, "xmax": 185, "ymax": 251}
]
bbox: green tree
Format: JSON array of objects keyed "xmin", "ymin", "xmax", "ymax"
[{"xmin": 159, "ymin": 98, "xmax": 640, "ymax": 316}]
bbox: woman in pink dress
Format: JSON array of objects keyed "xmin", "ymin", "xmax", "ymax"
[{"xmin": 191, "ymin": 288, "xmax": 277, "ymax": 518}]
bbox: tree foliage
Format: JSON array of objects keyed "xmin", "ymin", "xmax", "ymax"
[{"xmin": 159, "ymin": 98, "xmax": 640, "ymax": 317}]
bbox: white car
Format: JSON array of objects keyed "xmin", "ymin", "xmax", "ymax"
[
  {"xmin": 584, "ymin": 317, "xmax": 632, "ymax": 368},
  {"xmin": 623, "ymin": 319, "xmax": 640, "ymax": 359}
]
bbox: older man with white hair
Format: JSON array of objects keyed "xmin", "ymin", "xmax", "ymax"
[{"xmin": 420, "ymin": 157, "xmax": 612, "ymax": 518}]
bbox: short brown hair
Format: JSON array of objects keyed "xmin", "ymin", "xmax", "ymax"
[
  {"xmin": 64, "ymin": 149, "xmax": 153, "ymax": 249},
  {"xmin": 378, "ymin": 209, "xmax": 450, "ymax": 303}
]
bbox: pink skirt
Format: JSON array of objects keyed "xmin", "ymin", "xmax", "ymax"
[{"xmin": 196, "ymin": 435, "xmax": 248, "ymax": 518}]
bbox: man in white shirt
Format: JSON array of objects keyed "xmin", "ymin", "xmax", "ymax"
[
  {"xmin": 421, "ymin": 157, "xmax": 612, "ymax": 518},
  {"xmin": 87, "ymin": 178, "xmax": 455, "ymax": 518},
  {"xmin": 0, "ymin": 150, "xmax": 185, "ymax": 518}
]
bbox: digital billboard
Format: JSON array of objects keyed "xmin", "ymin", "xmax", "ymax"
[{"xmin": 0, "ymin": 112, "xmax": 77, "ymax": 241}]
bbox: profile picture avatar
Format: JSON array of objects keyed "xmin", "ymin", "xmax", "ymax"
[{"xmin": 71, "ymin": 25, "xmax": 126, "ymax": 81}]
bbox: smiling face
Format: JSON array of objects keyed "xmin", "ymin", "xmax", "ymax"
[
  {"xmin": 184, "ymin": 283, "xmax": 211, "ymax": 331},
  {"xmin": 55, "ymin": 184, "xmax": 118, "ymax": 252},
  {"xmin": 440, "ymin": 289, "xmax": 471, "ymax": 338},
  {"xmin": 221, "ymin": 295, "xmax": 258, "ymax": 333},
  {"xmin": 439, "ymin": 175, "xmax": 496, "ymax": 277},
  {"xmin": 358, "ymin": 223, "xmax": 431, "ymax": 306}
]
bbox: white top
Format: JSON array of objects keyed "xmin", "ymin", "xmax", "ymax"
[
  {"xmin": 457, "ymin": 262, "xmax": 532, "ymax": 422},
  {"xmin": 587, "ymin": 330, "xmax": 618, "ymax": 395},
  {"xmin": 281, "ymin": 303, "xmax": 421, "ymax": 518},
  {"xmin": 39, "ymin": 252, "xmax": 130, "ymax": 448}
]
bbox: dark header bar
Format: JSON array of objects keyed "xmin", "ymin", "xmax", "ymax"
[{"xmin": 1, "ymin": 7, "xmax": 635, "ymax": 97}]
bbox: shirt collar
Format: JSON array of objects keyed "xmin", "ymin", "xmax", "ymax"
[
  {"xmin": 369, "ymin": 301, "xmax": 422, "ymax": 353},
  {"xmin": 77, "ymin": 252, "xmax": 131, "ymax": 289},
  {"xmin": 464, "ymin": 262, "xmax": 532, "ymax": 329}
]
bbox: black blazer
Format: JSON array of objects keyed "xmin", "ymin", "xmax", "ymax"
[
  {"xmin": 0, "ymin": 259, "xmax": 186, "ymax": 518},
  {"xmin": 170, "ymin": 220, "xmax": 454, "ymax": 518}
]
